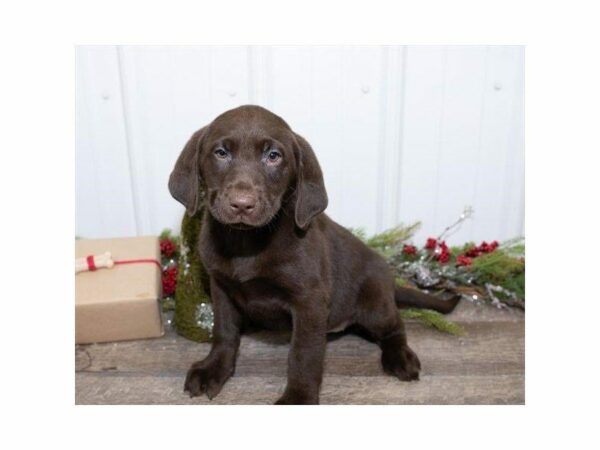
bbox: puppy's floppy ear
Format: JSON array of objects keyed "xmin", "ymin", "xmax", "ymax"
[
  {"xmin": 168, "ymin": 127, "xmax": 207, "ymax": 216},
  {"xmin": 293, "ymin": 133, "xmax": 328, "ymax": 230}
]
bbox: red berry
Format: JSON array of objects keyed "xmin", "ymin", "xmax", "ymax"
[
  {"xmin": 465, "ymin": 246, "xmax": 480, "ymax": 257},
  {"xmin": 162, "ymin": 266, "xmax": 178, "ymax": 296},
  {"xmin": 160, "ymin": 238, "xmax": 177, "ymax": 258},
  {"xmin": 437, "ymin": 250, "xmax": 450, "ymax": 263},
  {"xmin": 425, "ymin": 238, "xmax": 437, "ymax": 250},
  {"xmin": 402, "ymin": 244, "xmax": 417, "ymax": 255},
  {"xmin": 456, "ymin": 255, "xmax": 473, "ymax": 266}
]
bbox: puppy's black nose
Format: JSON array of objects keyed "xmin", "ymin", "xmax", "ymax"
[{"xmin": 229, "ymin": 194, "xmax": 256, "ymax": 213}]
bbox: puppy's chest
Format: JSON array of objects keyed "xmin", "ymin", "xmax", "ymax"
[
  {"xmin": 209, "ymin": 255, "xmax": 293, "ymax": 321},
  {"xmin": 211, "ymin": 254, "xmax": 273, "ymax": 284}
]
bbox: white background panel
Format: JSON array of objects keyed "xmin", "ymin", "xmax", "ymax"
[{"xmin": 76, "ymin": 45, "xmax": 524, "ymax": 245}]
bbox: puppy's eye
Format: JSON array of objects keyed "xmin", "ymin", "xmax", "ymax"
[
  {"xmin": 214, "ymin": 148, "xmax": 229, "ymax": 159},
  {"xmin": 265, "ymin": 149, "xmax": 282, "ymax": 165}
]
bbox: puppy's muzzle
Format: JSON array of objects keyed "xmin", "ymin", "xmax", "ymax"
[{"xmin": 228, "ymin": 192, "xmax": 257, "ymax": 215}]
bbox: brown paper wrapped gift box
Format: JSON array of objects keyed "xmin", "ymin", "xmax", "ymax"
[{"xmin": 75, "ymin": 236, "xmax": 164, "ymax": 344}]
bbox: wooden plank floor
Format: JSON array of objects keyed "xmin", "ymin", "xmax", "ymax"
[{"xmin": 75, "ymin": 301, "xmax": 524, "ymax": 405}]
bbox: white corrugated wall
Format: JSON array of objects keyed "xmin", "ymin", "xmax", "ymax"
[{"xmin": 76, "ymin": 45, "xmax": 524, "ymax": 245}]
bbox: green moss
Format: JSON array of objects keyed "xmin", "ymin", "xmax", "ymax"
[{"xmin": 173, "ymin": 209, "xmax": 213, "ymax": 342}]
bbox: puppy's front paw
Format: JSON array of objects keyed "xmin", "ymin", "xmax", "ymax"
[
  {"xmin": 184, "ymin": 359, "xmax": 232, "ymax": 400},
  {"xmin": 275, "ymin": 387, "xmax": 319, "ymax": 405},
  {"xmin": 382, "ymin": 344, "xmax": 421, "ymax": 381}
]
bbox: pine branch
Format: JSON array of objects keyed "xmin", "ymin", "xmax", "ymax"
[
  {"xmin": 400, "ymin": 308, "xmax": 466, "ymax": 336},
  {"xmin": 366, "ymin": 222, "xmax": 422, "ymax": 254}
]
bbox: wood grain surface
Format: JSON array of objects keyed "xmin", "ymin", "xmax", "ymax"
[{"xmin": 75, "ymin": 301, "xmax": 524, "ymax": 405}]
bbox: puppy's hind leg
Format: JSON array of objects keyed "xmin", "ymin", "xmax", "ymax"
[{"xmin": 355, "ymin": 279, "xmax": 421, "ymax": 381}]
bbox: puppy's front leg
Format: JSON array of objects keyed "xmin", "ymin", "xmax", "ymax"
[
  {"xmin": 184, "ymin": 278, "xmax": 241, "ymax": 400},
  {"xmin": 276, "ymin": 301, "xmax": 328, "ymax": 405}
]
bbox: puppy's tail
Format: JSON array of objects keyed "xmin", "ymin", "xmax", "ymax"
[{"xmin": 394, "ymin": 286, "xmax": 460, "ymax": 314}]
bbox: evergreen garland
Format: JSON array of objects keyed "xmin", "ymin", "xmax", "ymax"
[
  {"xmin": 399, "ymin": 308, "xmax": 466, "ymax": 336},
  {"xmin": 160, "ymin": 214, "xmax": 525, "ymax": 340}
]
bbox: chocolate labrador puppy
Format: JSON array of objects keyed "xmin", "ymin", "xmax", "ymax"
[{"xmin": 169, "ymin": 105, "xmax": 456, "ymax": 404}]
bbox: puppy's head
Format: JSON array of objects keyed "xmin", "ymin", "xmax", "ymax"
[{"xmin": 169, "ymin": 105, "xmax": 328, "ymax": 230}]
